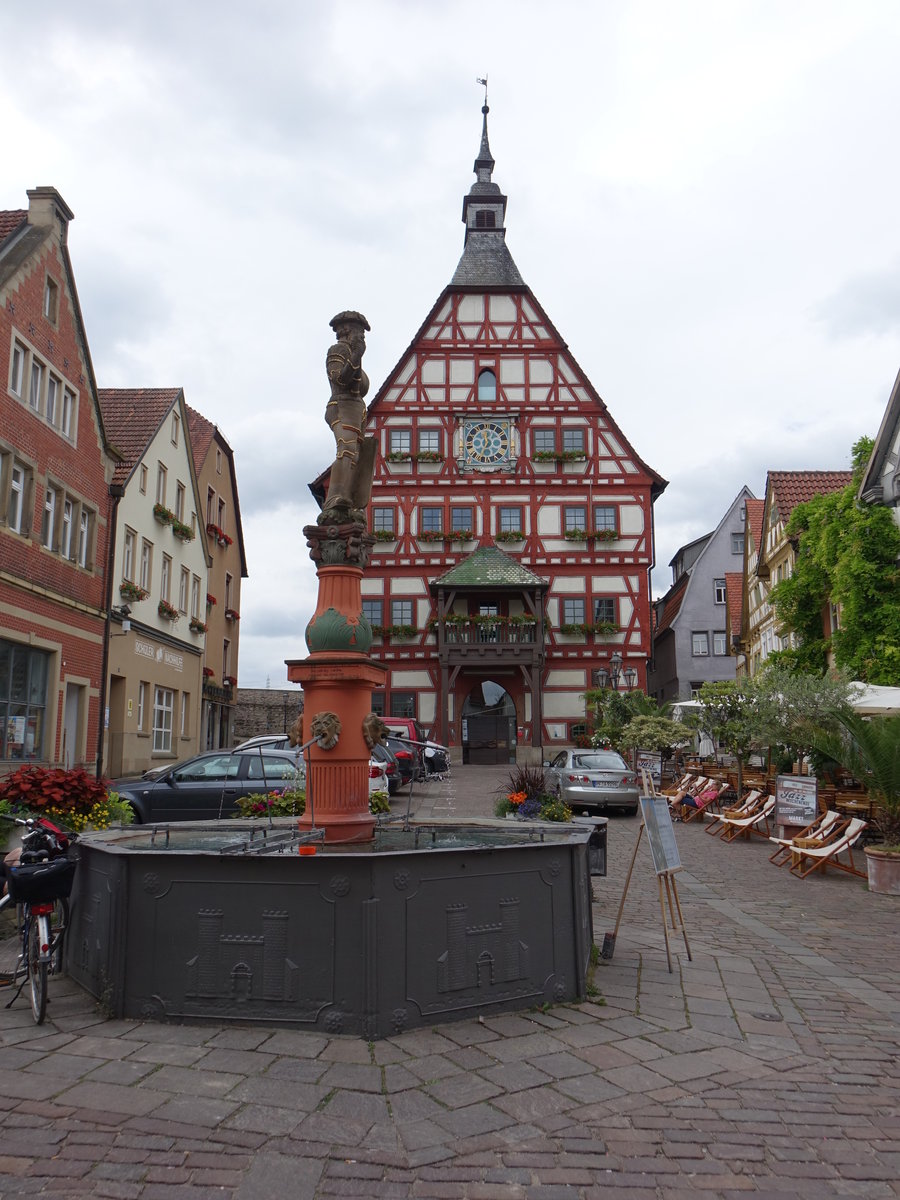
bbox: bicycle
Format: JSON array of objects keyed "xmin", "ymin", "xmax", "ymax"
[{"xmin": 0, "ymin": 814, "xmax": 77, "ymax": 1024}]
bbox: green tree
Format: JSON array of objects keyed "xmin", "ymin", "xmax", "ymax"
[
  {"xmin": 753, "ymin": 664, "xmax": 852, "ymax": 773},
  {"xmin": 582, "ymin": 688, "xmax": 658, "ymax": 750},
  {"xmin": 810, "ymin": 712, "xmax": 900, "ymax": 846},
  {"xmin": 695, "ymin": 679, "xmax": 768, "ymax": 794},
  {"xmin": 617, "ymin": 714, "xmax": 691, "ymax": 758},
  {"xmin": 769, "ymin": 437, "xmax": 900, "ymax": 683}
]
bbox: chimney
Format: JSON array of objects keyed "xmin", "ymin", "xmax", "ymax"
[{"xmin": 26, "ymin": 187, "xmax": 74, "ymax": 244}]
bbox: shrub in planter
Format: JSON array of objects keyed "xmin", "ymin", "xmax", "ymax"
[{"xmin": 0, "ymin": 765, "xmax": 110, "ymax": 818}]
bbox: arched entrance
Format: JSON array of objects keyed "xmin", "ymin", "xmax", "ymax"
[{"xmin": 461, "ymin": 680, "xmax": 516, "ymax": 765}]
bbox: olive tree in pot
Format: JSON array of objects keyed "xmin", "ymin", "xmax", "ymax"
[{"xmin": 811, "ymin": 711, "xmax": 900, "ymax": 895}]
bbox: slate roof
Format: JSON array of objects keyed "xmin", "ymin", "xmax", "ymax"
[
  {"xmin": 0, "ymin": 209, "xmax": 26, "ymax": 246},
  {"xmin": 432, "ymin": 543, "xmax": 548, "ymax": 589},
  {"xmin": 769, "ymin": 471, "xmax": 851, "ymax": 518},
  {"xmin": 652, "ymin": 570, "xmax": 689, "ymax": 636},
  {"xmin": 451, "ymin": 233, "xmax": 524, "ymax": 288},
  {"xmin": 98, "ymin": 388, "xmax": 181, "ymax": 484},
  {"xmin": 725, "ymin": 572, "xmax": 743, "ymax": 638}
]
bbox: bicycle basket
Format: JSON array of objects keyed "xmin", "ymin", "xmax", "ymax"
[{"xmin": 6, "ymin": 856, "xmax": 76, "ymax": 904}]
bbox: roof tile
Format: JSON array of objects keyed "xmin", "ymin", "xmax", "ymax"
[{"xmin": 98, "ymin": 388, "xmax": 181, "ymax": 484}]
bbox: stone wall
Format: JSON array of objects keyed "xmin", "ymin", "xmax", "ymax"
[{"xmin": 232, "ymin": 687, "xmax": 304, "ymax": 743}]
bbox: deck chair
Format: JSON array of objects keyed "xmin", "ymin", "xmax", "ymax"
[
  {"xmin": 718, "ymin": 795, "xmax": 776, "ymax": 842},
  {"xmin": 704, "ymin": 789, "xmax": 762, "ymax": 836},
  {"xmin": 788, "ymin": 817, "xmax": 868, "ymax": 879},
  {"xmin": 662, "ymin": 772, "xmax": 697, "ymax": 797},
  {"xmin": 676, "ymin": 780, "xmax": 731, "ymax": 824},
  {"xmin": 768, "ymin": 810, "xmax": 847, "ymax": 867}
]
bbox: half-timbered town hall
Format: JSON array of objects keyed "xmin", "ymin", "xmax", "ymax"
[{"xmin": 313, "ymin": 106, "xmax": 666, "ymax": 764}]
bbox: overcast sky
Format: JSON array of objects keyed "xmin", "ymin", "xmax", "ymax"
[{"xmin": 4, "ymin": 1, "xmax": 900, "ymax": 689}]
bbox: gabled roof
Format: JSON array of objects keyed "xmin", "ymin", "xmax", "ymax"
[
  {"xmin": 768, "ymin": 471, "xmax": 851, "ymax": 518},
  {"xmin": 0, "ymin": 209, "xmax": 27, "ymax": 246},
  {"xmin": 859, "ymin": 364, "xmax": 900, "ymax": 504},
  {"xmin": 185, "ymin": 403, "xmax": 249, "ymax": 580},
  {"xmin": 745, "ymin": 498, "xmax": 765, "ymax": 554},
  {"xmin": 725, "ymin": 572, "xmax": 743, "ymax": 638},
  {"xmin": 653, "ymin": 570, "xmax": 689, "ymax": 636},
  {"xmin": 757, "ymin": 470, "xmax": 851, "ymax": 579},
  {"xmin": 98, "ymin": 388, "xmax": 182, "ymax": 485},
  {"xmin": 432, "ymin": 543, "xmax": 548, "ymax": 589}
]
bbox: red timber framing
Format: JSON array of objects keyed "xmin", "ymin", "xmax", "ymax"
[{"xmin": 311, "ymin": 109, "xmax": 666, "ymax": 763}]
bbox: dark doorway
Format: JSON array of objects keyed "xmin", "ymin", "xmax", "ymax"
[{"xmin": 461, "ymin": 681, "xmax": 516, "ymax": 765}]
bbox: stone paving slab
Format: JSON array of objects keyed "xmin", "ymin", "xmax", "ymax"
[{"xmin": 3, "ymin": 765, "xmax": 900, "ymax": 1197}]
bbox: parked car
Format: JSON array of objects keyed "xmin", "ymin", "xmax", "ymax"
[
  {"xmin": 234, "ymin": 734, "xmax": 293, "ymax": 751},
  {"xmin": 370, "ymin": 741, "xmax": 400, "ymax": 795},
  {"xmin": 382, "ymin": 734, "xmax": 418, "ymax": 788},
  {"xmin": 368, "ymin": 754, "xmax": 389, "ymax": 797},
  {"xmin": 113, "ymin": 749, "xmax": 306, "ymax": 824},
  {"xmin": 545, "ymin": 749, "xmax": 640, "ymax": 816}
]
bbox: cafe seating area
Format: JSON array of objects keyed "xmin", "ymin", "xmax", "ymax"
[{"xmin": 653, "ymin": 770, "xmax": 874, "ymax": 882}]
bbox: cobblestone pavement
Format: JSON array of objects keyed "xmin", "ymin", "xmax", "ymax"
[{"xmin": 2, "ymin": 767, "xmax": 900, "ymax": 1198}]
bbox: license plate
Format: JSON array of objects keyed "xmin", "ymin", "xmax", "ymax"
[{"xmin": 592, "ymin": 780, "xmax": 614, "ymax": 788}]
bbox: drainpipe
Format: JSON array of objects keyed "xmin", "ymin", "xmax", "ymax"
[{"xmin": 96, "ymin": 482, "xmax": 125, "ymax": 779}]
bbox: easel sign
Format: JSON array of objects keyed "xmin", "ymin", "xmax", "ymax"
[
  {"xmin": 601, "ymin": 790, "xmax": 691, "ymax": 973},
  {"xmin": 640, "ymin": 796, "xmax": 683, "ymax": 875}
]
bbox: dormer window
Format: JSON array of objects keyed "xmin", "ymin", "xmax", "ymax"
[
  {"xmin": 475, "ymin": 210, "xmax": 496, "ymax": 229},
  {"xmin": 477, "ymin": 369, "xmax": 496, "ymax": 402}
]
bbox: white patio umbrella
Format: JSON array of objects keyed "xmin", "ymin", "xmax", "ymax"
[{"xmin": 848, "ymin": 683, "xmax": 900, "ymax": 715}]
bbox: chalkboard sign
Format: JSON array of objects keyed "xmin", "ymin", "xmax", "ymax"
[
  {"xmin": 639, "ymin": 796, "xmax": 682, "ymax": 876},
  {"xmin": 775, "ymin": 775, "xmax": 818, "ymax": 827}
]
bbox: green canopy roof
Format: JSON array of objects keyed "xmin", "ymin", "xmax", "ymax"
[{"xmin": 432, "ymin": 544, "xmax": 549, "ymax": 589}]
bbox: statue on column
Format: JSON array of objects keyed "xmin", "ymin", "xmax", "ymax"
[{"xmin": 320, "ymin": 310, "xmax": 376, "ymax": 523}]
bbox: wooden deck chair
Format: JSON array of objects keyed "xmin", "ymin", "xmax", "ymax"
[
  {"xmin": 704, "ymin": 789, "xmax": 762, "ymax": 836},
  {"xmin": 788, "ymin": 817, "xmax": 868, "ymax": 879},
  {"xmin": 677, "ymin": 780, "xmax": 731, "ymax": 824},
  {"xmin": 662, "ymin": 772, "xmax": 696, "ymax": 797},
  {"xmin": 719, "ymin": 796, "xmax": 776, "ymax": 842},
  {"xmin": 665, "ymin": 776, "xmax": 710, "ymax": 816},
  {"xmin": 768, "ymin": 810, "xmax": 847, "ymax": 867}
]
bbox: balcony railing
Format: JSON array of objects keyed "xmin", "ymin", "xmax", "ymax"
[{"xmin": 441, "ymin": 620, "xmax": 538, "ymax": 645}]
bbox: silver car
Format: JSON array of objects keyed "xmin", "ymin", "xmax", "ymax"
[{"xmin": 545, "ymin": 749, "xmax": 640, "ymax": 816}]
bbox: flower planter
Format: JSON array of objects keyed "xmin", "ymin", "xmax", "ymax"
[{"xmin": 864, "ymin": 846, "xmax": 900, "ymax": 895}]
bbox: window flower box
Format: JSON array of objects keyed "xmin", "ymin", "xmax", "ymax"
[
  {"xmin": 119, "ymin": 581, "xmax": 149, "ymax": 602},
  {"xmin": 189, "ymin": 617, "xmax": 208, "ymax": 634},
  {"xmin": 223, "ymin": 675, "xmax": 237, "ymax": 688},
  {"xmin": 444, "ymin": 531, "xmax": 473, "ymax": 543},
  {"xmin": 414, "ymin": 451, "xmax": 444, "ymax": 463},
  {"xmin": 564, "ymin": 529, "xmax": 589, "ymax": 541},
  {"xmin": 592, "ymin": 528, "xmax": 618, "ymax": 542},
  {"xmin": 495, "ymin": 530, "xmax": 525, "ymax": 543},
  {"xmin": 206, "ymin": 522, "xmax": 233, "ymax": 546},
  {"xmin": 372, "ymin": 529, "xmax": 397, "ymax": 542},
  {"xmin": 202, "ymin": 667, "xmax": 215, "ymax": 679},
  {"xmin": 374, "ymin": 624, "xmax": 418, "ymax": 639},
  {"xmin": 387, "ymin": 451, "xmax": 411, "ymax": 462},
  {"xmin": 172, "ymin": 518, "xmax": 195, "ymax": 541},
  {"xmin": 206, "ymin": 594, "xmax": 217, "ymax": 607},
  {"xmin": 224, "ymin": 608, "xmax": 240, "ymax": 622},
  {"xmin": 158, "ymin": 599, "xmax": 178, "ymax": 621},
  {"xmin": 533, "ymin": 450, "xmax": 586, "ymax": 463},
  {"xmin": 417, "ymin": 530, "xmax": 445, "ymax": 543},
  {"xmin": 153, "ymin": 503, "xmax": 175, "ymax": 525}
]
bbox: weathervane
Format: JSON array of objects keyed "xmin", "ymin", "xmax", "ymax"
[{"xmin": 476, "ymin": 75, "xmax": 488, "ymax": 109}]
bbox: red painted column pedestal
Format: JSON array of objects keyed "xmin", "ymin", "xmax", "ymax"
[{"xmin": 285, "ymin": 521, "xmax": 383, "ymax": 843}]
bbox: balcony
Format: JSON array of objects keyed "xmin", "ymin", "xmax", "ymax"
[{"xmin": 435, "ymin": 618, "xmax": 543, "ymax": 667}]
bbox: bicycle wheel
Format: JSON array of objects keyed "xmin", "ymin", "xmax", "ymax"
[{"xmin": 27, "ymin": 915, "xmax": 48, "ymax": 1024}]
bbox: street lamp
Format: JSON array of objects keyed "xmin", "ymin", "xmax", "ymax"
[{"xmin": 595, "ymin": 652, "xmax": 638, "ymax": 691}]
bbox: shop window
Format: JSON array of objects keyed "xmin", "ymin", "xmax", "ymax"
[{"xmin": 0, "ymin": 640, "xmax": 49, "ymax": 761}]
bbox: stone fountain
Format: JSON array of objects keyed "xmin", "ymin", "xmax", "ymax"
[{"xmin": 66, "ymin": 313, "xmax": 593, "ymax": 1037}]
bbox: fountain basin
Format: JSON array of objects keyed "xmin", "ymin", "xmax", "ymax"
[{"xmin": 68, "ymin": 818, "xmax": 593, "ymax": 1038}]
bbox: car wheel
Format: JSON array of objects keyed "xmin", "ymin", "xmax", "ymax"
[{"xmin": 624, "ymin": 805, "xmax": 638, "ymax": 817}]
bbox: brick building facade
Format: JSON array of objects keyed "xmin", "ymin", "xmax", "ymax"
[{"xmin": 1, "ymin": 188, "xmax": 117, "ymax": 773}]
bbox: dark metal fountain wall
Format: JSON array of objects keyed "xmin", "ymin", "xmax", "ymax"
[{"xmin": 68, "ymin": 822, "xmax": 593, "ymax": 1038}]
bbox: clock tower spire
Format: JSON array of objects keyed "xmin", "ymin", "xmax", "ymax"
[{"xmin": 452, "ymin": 87, "xmax": 524, "ymax": 287}]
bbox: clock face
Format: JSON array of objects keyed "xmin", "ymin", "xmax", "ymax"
[{"xmin": 464, "ymin": 420, "xmax": 510, "ymax": 465}]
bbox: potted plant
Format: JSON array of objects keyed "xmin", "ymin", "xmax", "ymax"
[
  {"xmin": 157, "ymin": 599, "xmax": 178, "ymax": 621},
  {"xmin": 119, "ymin": 581, "xmax": 149, "ymax": 602},
  {"xmin": 224, "ymin": 608, "xmax": 240, "ymax": 621},
  {"xmin": 189, "ymin": 617, "xmax": 207, "ymax": 634},
  {"xmin": 153, "ymin": 503, "xmax": 174, "ymax": 525},
  {"xmin": 811, "ymin": 711, "xmax": 900, "ymax": 894}
]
